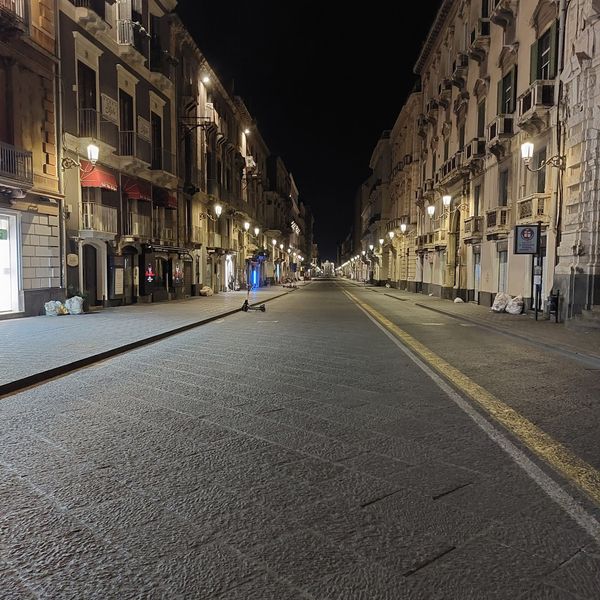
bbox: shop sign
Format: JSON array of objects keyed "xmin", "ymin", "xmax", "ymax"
[
  {"xmin": 138, "ymin": 116, "xmax": 151, "ymax": 141},
  {"xmin": 173, "ymin": 263, "xmax": 184, "ymax": 286},
  {"xmin": 145, "ymin": 264, "xmax": 156, "ymax": 282},
  {"xmin": 514, "ymin": 225, "xmax": 540, "ymax": 255}
]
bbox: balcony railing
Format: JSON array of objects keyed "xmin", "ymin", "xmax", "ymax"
[
  {"xmin": 486, "ymin": 207, "xmax": 511, "ymax": 233},
  {"xmin": 463, "ymin": 216, "xmax": 483, "ymax": 241},
  {"xmin": 125, "ymin": 212, "xmax": 152, "ymax": 238},
  {"xmin": 69, "ymin": 0, "xmax": 105, "ymax": 19},
  {"xmin": 0, "ymin": 0, "xmax": 27, "ymax": 31},
  {"xmin": 119, "ymin": 131, "xmax": 151, "ymax": 163},
  {"xmin": 517, "ymin": 193, "xmax": 551, "ymax": 225},
  {"xmin": 151, "ymin": 147, "xmax": 175, "ymax": 173},
  {"xmin": 82, "ymin": 202, "xmax": 117, "ymax": 234},
  {"xmin": 434, "ymin": 228, "xmax": 447, "ymax": 246},
  {"xmin": 191, "ymin": 225, "xmax": 203, "ymax": 243},
  {"xmin": 0, "ymin": 141, "xmax": 33, "ymax": 186}
]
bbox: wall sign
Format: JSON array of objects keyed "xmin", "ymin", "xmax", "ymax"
[
  {"xmin": 0, "ymin": 228, "xmax": 8, "ymax": 241},
  {"xmin": 138, "ymin": 116, "xmax": 151, "ymax": 141},
  {"xmin": 114, "ymin": 268, "xmax": 124, "ymax": 295},
  {"xmin": 101, "ymin": 94, "xmax": 118, "ymax": 124},
  {"xmin": 514, "ymin": 225, "xmax": 540, "ymax": 255},
  {"xmin": 66, "ymin": 253, "xmax": 79, "ymax": 267}
]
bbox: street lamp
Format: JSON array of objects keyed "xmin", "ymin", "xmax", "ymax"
[
  {"xmin": 61, "ymin": 142, "xmax": 100, "ymax": 171},
  {"xmin": 520, "ymin": 141, "xmax": 565, "ymax": 171},
  {"xmin": 427, "ymin": 204, "xmax": 436, "ymax": 217},
  {"xmin": 272, "ymin": 238, "xmax": 277, "ymax": 246},
  {"xmin": 214, "ymin": 204, "xmax": 222, "ymax": 218},
  {"xmin": 379, "ymin": 238, "xmax": 384, "ymax": 245},
  {"xmin": 388, "ymin": 231, "xmax": 395, "ymax": 239},
  {"xmin": 400, "ymin": 222, "xmax": 407, "ymax": 234},
  {"xmin": 254, "ymin": 226, "xmax": 260, "ymax": 236},
  {"xmin": 369, "ymin": 244, "xmax": 374, "ymax": 251},
  {"xmin": 442, "ymin": 194, "xmax": 452, "ymax": 208},
  {"xmin": 280, "ymin": 243, "xmax": 284, "ymax": 250},
  {"xmin": 244, "ymin": 221, "xmax": 250, "ymax": 232}
]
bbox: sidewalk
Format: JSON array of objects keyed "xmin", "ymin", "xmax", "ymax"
[
  {"xmin": 0, "ymin": 286, "xmax": 301, "ymax": 393},
  {"xmin": 344, "ymin": 280, "xmax": 600, "ymax": 363}
]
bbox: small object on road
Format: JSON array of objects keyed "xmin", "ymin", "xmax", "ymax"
[
  {"xmin": 491, "ymin": 292, "xmax": 511, "ymax": 312},
  {"xmin": 65, "ymin": 296, "xmax": 84, "ymax": 315},
  {"xmin": 44, "ymin": 301, "xmax": 68, "ymax": 316},
  {"xmin": 454, "ymin": 297, "xmax": 464, "ymax": 303},
  {"xmin": 241, "ymin": 299, "xmax": 266, "ymax": 312},
  {"xmin": 506, "ymin": 295, "xmax": 524, "ymax": 315},
  {"xmin": 199, "ymin": 286, "xmax": 214, "ymax": 296}
]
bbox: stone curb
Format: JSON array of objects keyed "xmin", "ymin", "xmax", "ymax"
[{"xmin": 0, "ymin": 292, "xmax": 290, "ymax": 398}]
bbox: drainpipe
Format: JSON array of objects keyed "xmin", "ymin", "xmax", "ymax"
[{"xmin": 55, "ymin": 0, "xmax": 66, "ymax": 293}]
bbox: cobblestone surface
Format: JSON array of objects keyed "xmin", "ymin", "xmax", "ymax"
[{"xmin": 0, "ymin": 281, "xmax": 598, "ymax": 598}]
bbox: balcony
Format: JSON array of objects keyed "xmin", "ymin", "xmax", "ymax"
[
  {"xmin": 0, "ymin": 0, "xmax": 28, "ymax": 36},
  {"xmin": 417, "ymin": 114, "xmax": 428, "ymax": 138},
  {"xmin": 0, "ymin": 141, "xmax": 33, "ymax": 188},
  {"xmin": 119, "ymin": 131, "xmax": 151, "ymax": 167},
  {"xmin": 486, "ymin": 207, "xmax": 511, "ymax": 237},
  {"xmin": 451, "ymin": 52, "xmax": 469, "ymax": 88},
  {"xmin": 464, "ymin": 138, "xmax": 486, "ymax": 168},
  {"xmin": 438, "ymin": 151, "xmax": 465, "ymax": 185},
  {"xmin": 117, "ymin": 21, "xmax": 146, "ymax": 68},
  {"xmin": 391, "ymin": 160, "xmax": 404, "ymax": 180},
  {"xmin": 434, "ymin": 228, "xmax": 447, "ymax": 248},
  {"xmin": 490, "ymin": 0, "xmax": 518, "ymax": 29},
  {"xmin": 426, "ymin": 99, "xmax": 439, "ymax": 123},
  {"xmin": 190, "ymin": 225, "xmax": 203, "ymax": 244},
  {"xmin": 517, "ymin": 81, "xmax": 556, "ymax": 134},
  {"xmin": 207, "ymin": 232, "xmax": 222, "ymax": 248},
  {"xmin": 151, "ymin": 147, "xmax": 177, "ymax": 187},
  {"xmin": 463, "ymin": 216, "xmax": 483, "ymax": 243},
  {"xmin": 468, "ymin": 18, "xmax": 491, "ymax": 63},
  {"xmin": 124, "ymin": 212, "xmax": 152, "ymax": 239},
  {"xmin": 78, "ymin": 108, "xmax": 118, "ymax": 149},
  {"xmin": 437, "ymin": 78, "xmax": 453, "ymax": 108},
  {"xmin": 487, "ymin": 115, "xmax": 514, "ymax": 159},
  {"xmin": 153, "ymin": 221, "xmax": 176, "ymax": 243},
  {"xmin": 149, "ymin": 43, "xmax": 174, "ymax": 94},
  {"xmin": 69, "ymin": 0, "xmax": 107, "ymax": 33},
  {"xmin": 81, "ymin": 202, "xmax": 118, "ymax": 238},
  {"xmin": 423, "ymin": 178, "xmax": 434, "ymax": 197},
  {"xmin": 517, "ymin": 193, "xmax": 551, "ymax": 225}
]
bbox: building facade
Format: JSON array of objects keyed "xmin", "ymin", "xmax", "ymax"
[{"xmin": 0, "ymin": 0, "xmax": 62, "ymax": 317}]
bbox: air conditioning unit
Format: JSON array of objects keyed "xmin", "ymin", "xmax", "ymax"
[{"xmin": 465, "ymin": 138, "xmax": 486, "ymax": 161}]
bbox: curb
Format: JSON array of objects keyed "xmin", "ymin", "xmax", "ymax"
[
  {"xmin": 0, "ymin": 292, "xmax": 289, "ymax": 398},
  {"xmin": 415, "ymin": 302, "xmax": 600, "ymax": 368}
]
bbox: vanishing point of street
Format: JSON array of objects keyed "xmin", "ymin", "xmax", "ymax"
[{"xmin": 2, "ymin": 280, "xmax": 600, "ymax": 599}]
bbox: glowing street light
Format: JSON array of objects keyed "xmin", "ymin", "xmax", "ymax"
[
  {"xmin": 254, "ymin": 226, "xmax": 260, "ymax": 236},
  {"xmin": 214, "ymin": 204, "xmax": 222, "ymax": 218},
  {"xmin": 427, "ymin": 204, "xmax": 436, "ymax": 217},
  {"xmin": 400, "ymin": 223, "xmax": 407, "ymax": 234},
  {"xmin": 442, "ymin": 194, "xmax": 452, "ymax": 207},
  {"xmin": 244, "ymin": 221, "xmax": 250, "ymax": 232}
]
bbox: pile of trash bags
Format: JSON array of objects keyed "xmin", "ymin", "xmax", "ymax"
[
  {"xmin": 199, "ymin": 286, "xmax": 214, "ymax": 297},
  {"xmin": 491, "ymin": 292, "xmax": 524, "ymax": 315},
  {"xmin": 44, "ymin": 296, "xmax": 84, "ymax": 316}
]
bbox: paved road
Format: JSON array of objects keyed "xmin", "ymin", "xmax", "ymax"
[{"xmin": 1, "ymin": 281, "xmax": 599, "ymax": 598}]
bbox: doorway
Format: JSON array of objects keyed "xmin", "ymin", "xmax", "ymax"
[
  {"xmin": 122, "ymin": 247, "xmax": 138, "ymax": 305},
  {"xmin": 83, "ymin": 244, "xmax": 99, "ymax": 305},
  {"xmin": 0, "ymin": 212, "xmax": 19, "ymax": 313},
  {"xmin": 474, "ymin": 251, "xmax": 481, "ymax": 303}
]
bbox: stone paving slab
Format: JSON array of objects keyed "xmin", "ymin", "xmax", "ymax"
[{"xmin": 0, "ymin": 287, "xmax": 297, "ymax": 391}]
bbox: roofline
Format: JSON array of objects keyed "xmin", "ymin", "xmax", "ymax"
[{"xmin": 413, "ymin": 0, "xmax": 453, "ymax": 75}]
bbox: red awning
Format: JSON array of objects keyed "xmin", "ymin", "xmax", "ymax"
[
  {"xmin": 153, "ymin": 188, "xmax": 178, "ymax": 209},
  {"xmin": 80, "ymin": 161, "xmax": 118, "ymax": 191},
  {"xmin": 122, "ymin": 176, "xmax": 152, "ymax": 201}
]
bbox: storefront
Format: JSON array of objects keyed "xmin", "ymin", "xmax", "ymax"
[{"xmin": 0, "ymin": 210, "xmax": 20, "ymax": 314}]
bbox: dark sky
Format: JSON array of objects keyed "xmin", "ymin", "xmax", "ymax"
[{"xmin": 176, "ymin": 2, "xmax": 443, "ymax": 260}]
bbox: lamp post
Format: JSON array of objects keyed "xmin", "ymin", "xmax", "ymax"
[{"xmin": 61, "ymin": 143, "xmax": 100, "ymax": 172}]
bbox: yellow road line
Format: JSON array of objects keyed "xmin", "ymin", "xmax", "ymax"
[{"xmin": 344, "ymin": 288, "xmax": 600, "ymax": 506}]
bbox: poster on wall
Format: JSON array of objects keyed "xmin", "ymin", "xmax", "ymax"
[{"xmin": 514, "ymin": 225, "xmax": 540, "ymax": 255}]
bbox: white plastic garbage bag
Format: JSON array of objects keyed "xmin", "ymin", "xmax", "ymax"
[
  {"xmin": 44, "ymin": 301, "xmax": 67, "ymax": 316},
  {"xmin": 65, "ymin": 296, "xmax": 84, "ymax": 315},
  {"xmin": 199, "ymin": 286, "xmax": 214, "ymax": 296},
  {"xmin": 506, "ymin": 295, "xmax": 524, "ymax": 315},
  {"xmin": 454, "ymin": 297, "xmax": 464, "ymax": 303},
  {"xmin": 491, "ymin": 292, "xmax": 511, "ymax": 313}
]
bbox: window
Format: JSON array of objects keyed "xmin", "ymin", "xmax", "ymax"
[
  {"xmin": 498, "ymin": 250, "xmax": 508, "ymax": 293},
  {"xmin": 431, "ymin": 151, "xmax": 437, "ymax": 179},
  {"xmin": 119, "ymin": 90, "xmax": 134, "ymax": 155},
  {"xmin": 0, "ymin": 65, "xmax": 12, "ymax": 144},
  {"xmin": 458, "ymin": 124, "xmax": 465, "ymax": 151},
  {"xmin": 530, "ymin": 23, "xmax": 557, "ymax": 82},
  {"xmin": 497, "ymin": 68, "xmax": 517, "ymax": 115},
  {"xmin": 481, "ymin": 0, "xmax": 489, "ymax": 18},
  {"xmin": 536, "ymin": 148, "xmax": 546, "ymax": 194},
  {"xmin": 443, "ymin": 138, "xmax": 449, "ymax": 161},
  {"xmin": 77, "ymin": 61, "xmax": 97, "ymax": 137},
  {"xmin": 499, "ymin": 169, "xmax": 509, "ymax": 206},
  {"xmin": 477, "ymin": 101, "xmax": 486, "ymax": 138},
  {"xmin": 474, "ymin": 184, "xmax": 481, "ymax": 217}
]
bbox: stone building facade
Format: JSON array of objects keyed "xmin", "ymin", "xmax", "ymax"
[{"xmin": 0, "ymin": 0, "xmax": 62, "ymax": 317}]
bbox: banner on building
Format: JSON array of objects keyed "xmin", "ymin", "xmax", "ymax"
[{"xmin": 514, "ymin": 225, "xmax": 540, "ymax": 255}]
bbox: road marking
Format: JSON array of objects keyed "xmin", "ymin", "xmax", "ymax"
[
  {"xmin": 343, "ymin": 288, "xmax": 600, "ymax": 542},
  {"xmin": 420, "ymin": 322, "xmax": 445, "ymax": 326}
]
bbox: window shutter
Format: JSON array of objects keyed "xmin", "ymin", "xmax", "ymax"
[
  {"xmin": 497, "ymin": 79, "xmax": 503, "ymax": 115},
  {"xmin": 510, "ymin": 66, "xmax": 517, "ymax": 113},
  {"xmin": 549, "ymin": 20, "xmax": 558, "ymax": 79},
  {"xmin": 530, "ymin": 41, "xmax": 538, "ymax": 84}
]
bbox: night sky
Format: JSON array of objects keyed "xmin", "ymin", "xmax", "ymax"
[{"xmin": 176, "ymin": 2, "xmax": 444, "ymax": 260}]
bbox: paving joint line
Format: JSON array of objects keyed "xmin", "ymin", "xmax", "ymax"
[{"xmin": 0, "ymin": 292, "xmax": 290, "ymax": 399}]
